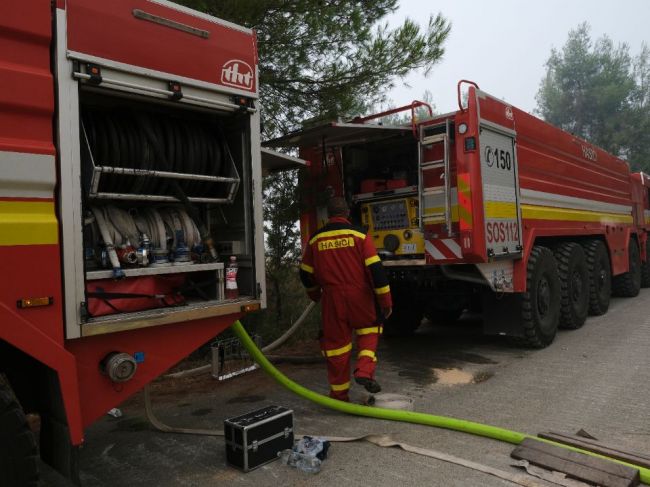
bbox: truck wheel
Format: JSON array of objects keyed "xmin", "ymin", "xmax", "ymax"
[
  {"xmin": 582, "ymin": 240, "xmax": 612, "ymax": 315},
  {"xmin": 640, "ymin": 239, "xmax": 650, "ymax": 288},
  {"xmin": 612, "ymin": 238, "xmax": 641, "ymax": 298},
  {"xmin": 0, "ymin": 381, "xmax": 39, "ymax": 487},
  {"xmin": 383, "ymin": 301, "xmax": 423, "ymax": 336},
  {"xmin": 519, "ymin": 246, "xmax": 560, "ymax": 348},
  {"xmin": 554, "ymin": 242, "xmax": 589, "ymax": 329}
]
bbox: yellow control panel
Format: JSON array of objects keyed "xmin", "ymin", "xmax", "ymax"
[{"xmin": 360, "ymin": 197, "xmax": 424, "ymax": 256}]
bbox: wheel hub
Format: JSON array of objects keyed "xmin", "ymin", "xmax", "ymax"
[
  {"xmin": 537, "ymin": 276, "xmax": 551, "ymax": 316},
  {"xmin": 571, "ymin": 270, "xmax": 583, "ymax": 304}
]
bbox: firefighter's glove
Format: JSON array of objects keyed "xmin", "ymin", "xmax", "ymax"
[
  {"xmin": 307, "ymin": 288, "xmax": 322, "ymax": 303},
  {"xmin": 382, "ymin": 306, "xmax": 392, "ymax": 319}
]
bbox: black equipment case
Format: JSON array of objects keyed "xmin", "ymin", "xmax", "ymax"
[{"xmin": 224, "ymin": 405, "xmax": 294, "ymax": 471}]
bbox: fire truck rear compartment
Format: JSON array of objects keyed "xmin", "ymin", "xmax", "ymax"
[
  {"xmin": 78, "ymin": 91, "xmax": 257, "ymax": 327},
  {"xmin": 342, "ymin": 134, "xmax": 419, "ymax": 199},
  {"xmin": 341, "ymin": 133, "xmax": 425, "ymax": 259}
]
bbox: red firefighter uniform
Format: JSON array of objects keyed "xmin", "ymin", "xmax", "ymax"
[{"xmin": 299, "ymin": 216, "xmax": 392, "ymax": 401}]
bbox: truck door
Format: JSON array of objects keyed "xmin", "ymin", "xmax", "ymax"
[{"xmin": 478, "ymin": 123, "xmax": 522, "ymax": 258}]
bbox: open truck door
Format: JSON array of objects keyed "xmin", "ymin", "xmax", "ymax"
[{"xmin": 265, "ymin": 120, "xmax": 413, "ymax": 246}]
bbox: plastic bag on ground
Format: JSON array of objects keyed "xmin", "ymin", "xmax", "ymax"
[{"xmin": 277, "ymin": 436, "xmax": 330, "ymax": 474}]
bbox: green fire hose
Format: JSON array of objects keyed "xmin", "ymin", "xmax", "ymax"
[{"xmin": 231, "ymin": 320, "xmax": 650, "ymax": 484}]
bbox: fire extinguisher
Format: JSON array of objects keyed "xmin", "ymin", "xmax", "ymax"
[{"xmin": 225, "ymin": 255, "xmax": 239, "ymax": 299}]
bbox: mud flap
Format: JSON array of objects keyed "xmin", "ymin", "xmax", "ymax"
[{"xmin": 481, "ymin": 290, "xmax": 523, "ymax": 337}]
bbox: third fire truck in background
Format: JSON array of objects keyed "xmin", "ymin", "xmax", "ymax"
[{"xmin": 267, "ymin": 80, "xmax": 650, "ymax": 348}]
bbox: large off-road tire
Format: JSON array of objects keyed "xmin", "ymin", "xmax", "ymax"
[
  {"xmin": 554, "ymin": 242, "xmax": 589, "ymax": 329},
  {"xmin": 0, "ymin": 380, "xmax": 39, "ymax": 487},
  {"xmin": 383, "ymin": 298, "xmax": 423, "ymax": 336},
  {"xmin": 639, "ymin": 239, "xmax": 650, "ymax": 288},
  {"xmin": 518, "ymin": 245, "xmax": 561, "ymax": 348},
  {"xmin": 612, "ymin": 238, "xmax": 641, "ymax": 298},
  {"xmin": 582, "ymin": 240, "xmax": 612, "ymax": 316}
]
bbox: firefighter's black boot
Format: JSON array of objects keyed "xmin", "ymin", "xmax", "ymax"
[{"xmin": 355, "ymin": 377, "xmax": 381, "ymax": 394}]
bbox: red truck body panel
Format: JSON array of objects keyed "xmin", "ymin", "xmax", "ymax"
[
  {"xmin": 66, "ymin": 0, "xmax": 258, "ymax": 95},
  {"xmin": 0, "ymin": 0, "xmax": 55, "ymax": 155},
  {"xmin": 0, "ymin": 1, "xmax": 261, "ymax": 447},
  {"xmin": 289, "ymin": 84, "xmax": 639, "ymax": 296}
]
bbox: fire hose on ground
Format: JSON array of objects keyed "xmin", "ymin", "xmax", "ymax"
[{"xmin": 143, "ymin": 318, "xmax": 650, "ymax": 484}]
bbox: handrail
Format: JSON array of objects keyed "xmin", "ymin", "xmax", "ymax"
[
  {"xmin": 457, "ymin": 80, "xmax": 480, "ymax": 113},
  {"xmin": 351, "ymin": 100, "xmax": 434, "ymax": 138}
]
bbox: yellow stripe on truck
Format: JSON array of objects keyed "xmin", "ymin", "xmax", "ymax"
[
  {"xmin": 0, "ymin": 200, "xmax": 58, "ymax": 246},
  {"xmin": 521, "ymin": 205, "xmax": 633, "ymax": 224},
  {"xmin": 484, "ymin": 201, "xmax": 517, "ymax": 219}
]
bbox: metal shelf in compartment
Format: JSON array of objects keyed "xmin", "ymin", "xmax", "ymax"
[{"xmin": 86, "ymin": 261, "xmax": 224, "ymax": 280}]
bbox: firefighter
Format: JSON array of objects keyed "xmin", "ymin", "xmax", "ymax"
[{"xmin": 299, "ymin": 197, "xmax": 392, "ymax": 402}]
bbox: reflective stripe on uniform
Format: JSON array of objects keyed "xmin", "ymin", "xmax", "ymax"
[
  {"xmin": 330, "ymin": 381, "xmax": 350, "ymax": 392},
  {"xmin": 358, "ymin": 349, "xmax": 377, "ymax": 362},
  {"xmin": 364, "ymin": 255, "xmax": 381, "ymax": 266},
  {"xmin": 300, "ymin": 263, "xmax": 314, "ymax": 273},
  {"xmin": 374, "ymin": 285, "xmax": 390, "ymax": 295},
  {"xmin": 356, "ymin": 326, "xmax": 383, "ymax": 335},
  {"xmin": 309, "ymin": 229, "xmax": 366, "ymax": 245},
  {"xmin": 323, "ymin": 342, "xmax": 352, "ymax": 357}
]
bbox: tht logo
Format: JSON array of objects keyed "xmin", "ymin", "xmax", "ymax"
[{"xmin": 221, "ymin": 59, "xmax": 254, "ymax": 90}]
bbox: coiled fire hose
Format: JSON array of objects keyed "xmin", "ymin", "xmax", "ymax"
[{"xmin": 144, "ymin": 319, "xmax": 650, "ymax": 483}]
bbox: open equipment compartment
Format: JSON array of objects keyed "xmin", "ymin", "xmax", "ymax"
[
  {"xmin": 340, "ymin": 132, "xmax": 420, "ymax": 259},
  {"xmin": 77, "ymin": 87, "xmax": 258, "ymax": 332},
  {"xmin": 56, "ymin": 2, "xmax": 264, "ymax": 339}
]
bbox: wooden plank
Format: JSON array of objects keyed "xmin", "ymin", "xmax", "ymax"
[
  {"xmin": 521, "ymin": 439, "xmax": 640, "ymax": 481},
  {"xmin": 539, "ymin": 432, "xmax": 650, "ymax": 468},
  {"xmin": 511, "ymin": 438, "xmax": 640, "ymax": 487},
  {"xmin": 547, "ymin": 431, "xmax": 650, "ymax": 462}
]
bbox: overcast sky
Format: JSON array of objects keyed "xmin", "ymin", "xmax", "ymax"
[{"xmin": 387, "ymin": 0, "xmax": 649, "ymax": 114}]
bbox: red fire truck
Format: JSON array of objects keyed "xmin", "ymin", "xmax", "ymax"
[
  {"xmin": 0, "ymin": 1, "xmax": 304, "ymax": 483},
  {"xmin": 267, "ymin": 80, "xmax": 648, "ymax": 348}
]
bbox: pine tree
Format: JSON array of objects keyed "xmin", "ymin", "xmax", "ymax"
[{"xmin": 536, "ymin": 23, "xmax": 650, "ymax": 170}]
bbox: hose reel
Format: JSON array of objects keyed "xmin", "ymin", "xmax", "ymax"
[
  {"xmin": 81, "ymin": 106, "xmax": 240, "ymax": 204},
  {"xmin": 85, "ymin": 205, "xmax": 206, "ymax": 275}
]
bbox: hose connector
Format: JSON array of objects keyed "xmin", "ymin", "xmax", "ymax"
[
  {"xmin": 173, "ymin": 230, "xmax": 191, "ymax": 264},
  {"xmin": 150, "ymin": 248, "xmax": 171, "ymax": 267},
  {"xmin": 116, "ymin": 247, "xmax": 138, "ymax": 265}
]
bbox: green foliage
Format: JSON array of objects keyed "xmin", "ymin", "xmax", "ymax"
[
  {"xmin": 262, "ymin": 169, "xmax": 303, "ymax": 330},
  {"xmin": 264, "ymin": 170, "xmax": 301, "ymax": 269},
  {"xmin": 171, "ymin": 1, "xmax": 450, "ymax": 343},
  {"xmin": 536, "ymin": 23, "xmax": 650, "ymax": 170},
  {"xmin": 242, "ymin": 265, "xmax": 322, "ymax": 346},
  {"xmin": 174, "ymin": 0, "xmax": 450, "ymax": 138}
]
